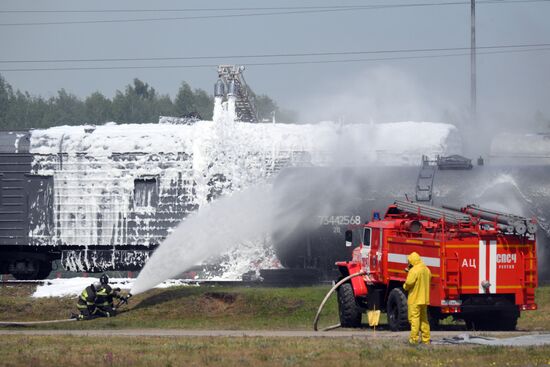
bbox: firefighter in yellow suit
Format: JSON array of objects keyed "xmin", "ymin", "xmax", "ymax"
[{"xmin": 403, "ymin": 252, "xmax": 432, "ymax": 344}]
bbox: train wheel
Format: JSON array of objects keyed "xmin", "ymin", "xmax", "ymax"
[
  {"xmin": 36, "ymin": 261, "xmax": 52, "ymax": 279},
  {"xmin": 10, "ymin": 259, "xmax": 51, "ymax": 280},
  {"xmin": 11, "ymin": 260, "xmax": 39, "ymax": 280},
  {"xmin": 337, "ymin": 282, "xmax": 362, "ymax": 327},
  {"xmin": 387, "ymin": 288, "xmax": 408, "ymax": 331}
]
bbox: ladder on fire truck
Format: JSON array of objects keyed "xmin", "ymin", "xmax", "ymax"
[
  {"xmin": 415, "ymin": 155, "xmax": 437, "ymax": 203},
  {"xmin": 395, "ymin": 200, "xmax": 472, "ymax": 225},
  {"xmin": 215, "ymin": 65, "xmax": 258, "ymax": 123},
  {"xmin": 395, "ymin": 200, "xmax": 538, "ymax": 235}
]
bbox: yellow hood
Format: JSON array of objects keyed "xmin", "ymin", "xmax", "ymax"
[{"xmin": 407, "ymin": 252, "xmax": 422, "ymax": 266}]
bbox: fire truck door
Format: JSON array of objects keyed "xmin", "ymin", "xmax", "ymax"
[
  {"xmin": 370, "ymin": 228, "xmax": 381, "ymax": 276},
  {"xmin": 360, "ymin": 227, "xmax": 372, "ymax": 274}
]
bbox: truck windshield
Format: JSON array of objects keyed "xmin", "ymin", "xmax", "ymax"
[{"xmin": 363, "ymin": 228, "xmax": 371, "ymax": 247}]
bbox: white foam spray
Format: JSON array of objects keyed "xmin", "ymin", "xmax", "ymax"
[
  {"xmin": 129, "ymin": 164, "xmax": 367, "ymax": 294},
  {"xmin": 213, "ymin": 95, "xmax": 237, "ymax": 125},
  {"xmin": 131, "ymin": 184, "xmax": 273, "ymax": 294},
  {"xmin": 227, "ymin": 95, "xmax": 237, "ymax": 122},
  {"xmin": 213, "ymin": 96, "xmax": 224, "ymax": 124}
]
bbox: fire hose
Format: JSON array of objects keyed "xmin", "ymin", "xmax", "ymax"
[
  {"xmin": 0, "ymin": 294, "xmax": 132, "ymax": 326},
  {"xmin": 313, "ymin": 270, "xmax": 366, "ymax": 331},
  {"xmin": 0, "ymin": 318, "xmax": 77, "ymax": 326}
]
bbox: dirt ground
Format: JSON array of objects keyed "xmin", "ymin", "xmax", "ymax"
[{"xmin": 0, "ymin": 328, "xmax": 531, "ymax": 339}]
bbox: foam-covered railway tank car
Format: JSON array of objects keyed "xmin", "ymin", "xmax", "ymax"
[
  {"xmin": 0, "ymin": 120, "xmax": 464, "ymax": 279},
  {"xmin": 0, "ymin": 128, "xmax": 200, "ymax": 278}
]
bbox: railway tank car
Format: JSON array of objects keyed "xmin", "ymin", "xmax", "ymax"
[{"xmin": 0, "ymin": 127, "xmax": 198, "ymax": 279}]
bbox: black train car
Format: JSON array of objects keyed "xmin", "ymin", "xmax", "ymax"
[
  {"xmin": 0, "ymin": 131, "xmax": 57, "ymax": 278},
  {"xmin": 0, "ymin": 126, "xmax": 205, "ymax": 279}
]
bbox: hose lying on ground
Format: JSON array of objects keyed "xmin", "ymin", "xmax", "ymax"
[
  {"xmin": 0, "ymin": 295, "xmax": 132, "ymax": 327},
  {"xmin": 0, "ymin": 319, "xmax": 77, "ymax": 326},
  {"xmin": 313, "ymin": 270, "xmax": 366, "ymax": 331}
]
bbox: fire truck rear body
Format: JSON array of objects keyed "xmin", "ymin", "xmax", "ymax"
[{"xmin": 336, "ymin": 201, "xmax": 537, "ymax": 330}]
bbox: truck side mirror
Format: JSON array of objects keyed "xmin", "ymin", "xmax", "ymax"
[{"xmin": 345, "ymin": 230, "xmax": 353, "ymax": 247}]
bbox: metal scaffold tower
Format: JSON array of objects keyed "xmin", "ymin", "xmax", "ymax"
[{"xmin": 215, "ymin": 65, "xmax": 258, "ymax": 123}]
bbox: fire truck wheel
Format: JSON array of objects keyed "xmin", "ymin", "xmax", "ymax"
[
  {"xmin": 387, "ymin": 288, "xmax": 408, "ymax": 331},
  {"xmin": 498, "ymin": 315, "xmax": 518, "ymax": 331},
  {"xmin": 428, "ymin": 308, "xmax": 440, "ymax": 330},
  {"xmin": 465, "ymin": 315, "xmax": 517, "ymax": 331},
  {"xmin": 337, "ymin": 283, "xmax": 362, "ymax": 328},
  {"xmin": 464, "ymin": 318, "xmax": 475, "ymax": 330}
]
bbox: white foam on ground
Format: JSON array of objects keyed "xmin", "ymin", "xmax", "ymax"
[{"xmin": 31, "ymin": 277, "xmax": 195, "ymax": 298}]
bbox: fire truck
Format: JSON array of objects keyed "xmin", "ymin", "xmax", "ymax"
[{"xmin": 336, "ymin": 200, "xmax": 538, "ymax": 331}]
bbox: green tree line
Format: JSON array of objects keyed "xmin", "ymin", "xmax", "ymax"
[{"xmin": 0, "ymin": 74, "xmax": 295, "ymax": 130}]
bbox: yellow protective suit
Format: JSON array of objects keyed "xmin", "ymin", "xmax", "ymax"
[{"xmin": 403, "ymin": 252, "xmax": 432, "ymax": 344}]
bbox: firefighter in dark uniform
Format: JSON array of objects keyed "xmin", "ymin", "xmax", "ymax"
[
  {"xmin": 76, "ymin": 274, "xmax": 127, "ymax": 320},
  {"xmin": 94, "ymin": 274, "xmax": 125, "ymax": 317},
  {"xmin": 76, "ymin": 281, "xmax": 102, "ymax": 320}
]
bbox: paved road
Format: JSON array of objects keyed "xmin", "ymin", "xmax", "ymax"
[{"xmin": 0, "ymin": 329, "xmax": 525, "ymax": 339}]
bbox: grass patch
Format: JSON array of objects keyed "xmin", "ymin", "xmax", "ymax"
[
  {"xmin": 0, "ymin": 285, "xmax": 341, "ymax": 330},
  {"xmin": 0, "ymin": 335, "xmax": 549, "ymax": 367},
  {"xmin": 0, "ymin": 284, "xmax": 549, "ymax": 331}
]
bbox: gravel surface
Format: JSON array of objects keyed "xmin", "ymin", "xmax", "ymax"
[{"xmin": 0, "ymin": 329, "xmax": 527, "ymax": 339}]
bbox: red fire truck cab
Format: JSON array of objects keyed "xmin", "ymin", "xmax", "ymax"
[{"xmin": 336, "ymin": 200, "xmax": 538, "ymax": 331}]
